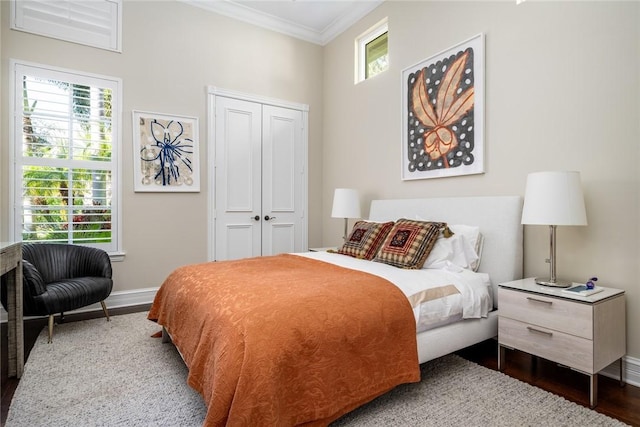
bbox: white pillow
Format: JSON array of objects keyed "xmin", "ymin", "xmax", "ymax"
[
  {"xmin": 423, "ymin": 231, "xmax": 478, "ymax": 270},
  {"xmin": 449, "ymin": 224, "xmax": 483, "ymax": 271},
  {"xmin": 413, "ymin": 216, "xmax": 484, "ymax": 271}
]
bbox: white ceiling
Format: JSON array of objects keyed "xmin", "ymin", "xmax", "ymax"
[{"xmin": 182, "ymin": 0, "xmax": 384, "ymax": 45}]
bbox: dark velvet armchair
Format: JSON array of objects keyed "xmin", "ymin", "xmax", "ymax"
[{"xmin": 1, "ymin": 243, "xmax": 113, "ymax": 343}]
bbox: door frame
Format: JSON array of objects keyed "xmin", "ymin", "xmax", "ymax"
[{"xmin": 207, "ymin": 86, "xmax": 309, "ymax": 261}]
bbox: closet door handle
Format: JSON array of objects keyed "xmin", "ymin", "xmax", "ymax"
[
  {"xmin": 264, "ymin": 215, "xmax": 276, "ymax": 221},
  {"xmin": 252, "ymin": 215, "xmax": 260, "ymax": 221}
]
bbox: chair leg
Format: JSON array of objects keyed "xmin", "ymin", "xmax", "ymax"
[
  {"xmin": 100, "ymin": 301, "xmax": 110, "ymax": 322},
  {"xmin": 48, "ymin": 315, "xmax": 54, "ymax": 344}
]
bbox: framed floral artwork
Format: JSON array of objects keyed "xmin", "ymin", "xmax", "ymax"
[
  {"xmin": 132, "ymin": 111, "xmax": 200, "ymax": 192},
  {"xmin": 401, "ymin": 33, "xmax": 484, "ymax": 180}
]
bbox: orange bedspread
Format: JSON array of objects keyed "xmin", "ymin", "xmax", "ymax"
[{"xmin": 148, "ymin": 254, "xmax": 420, "ymax": 426}]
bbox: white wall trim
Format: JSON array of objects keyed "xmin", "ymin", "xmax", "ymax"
[
  {"xmin": 320, "ymin": 1, "xmax": 384, "ymax": 46},
  {"xmin": 180, "ymin": 0, "xmax": 382, "ymax": 46},
  {"xmin": 601, "ymin": 355, "xmax": 640, "ymax": 388},
  {"xmin": 207, "ymin": 86, "xmax": 309, "ymax": 112},
  {"xmin": 0, "ymin": 287, "xmax": 158, "ymax": 323}
]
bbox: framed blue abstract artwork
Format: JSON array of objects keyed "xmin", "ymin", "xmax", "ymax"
[{"xmin": 132, "ymin": 110, "xmax": 200, "ymax": 192}]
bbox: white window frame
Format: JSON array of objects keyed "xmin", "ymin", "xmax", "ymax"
[
  {"xmin": 9, "ymin": 59, "xmax": 124, "ymax": 260},
  {"xmin": 10, "ymin": 0, "xmax": 122, "ymax": 52},
  {"xmin": 355, "ymin": 18, "xmax": 389, "ymax": 84}
]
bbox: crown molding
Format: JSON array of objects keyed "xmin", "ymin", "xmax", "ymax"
[
  {"xmin": 180, "ymin": 0, "xmax": 383, "ymax": 46},
  {"xmin": 319, "ymin": 1, "xmax": 383, "ymax": 45}
]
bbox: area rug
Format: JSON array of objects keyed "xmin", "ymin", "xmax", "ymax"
[{"xmin": 6, "ymin": 312, "xmax": 628, "ymax": 427}]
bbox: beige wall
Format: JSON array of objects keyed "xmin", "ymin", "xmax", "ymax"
[
  {"xmin": 322, "ymin": 1, "xmax": 640, "ymax": 358},
  {"xmin": 0, "ymin": 2, "xmax": 324, "ymax": 292},
  {"xmin": 1, "ymin": 0, "xmax": 639, "ymax": 360}
]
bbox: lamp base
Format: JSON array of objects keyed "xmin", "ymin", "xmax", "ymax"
[{"xmin": 534, "ymin": 277, "xmax": 572, "ymax": 288}]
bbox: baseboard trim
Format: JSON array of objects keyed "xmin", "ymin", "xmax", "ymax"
[
  {"xmin": 0, "ymin": 287, "xmax": 159, "ymax": 322},
  {"xmin": 601, "ymin": 355, "xmax": 640, "ymax": 388},
  {"xmin": 94, "ymin": 287, "xmax": 159, "ymax": 311}
]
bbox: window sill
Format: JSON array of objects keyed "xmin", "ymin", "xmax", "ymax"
[{"xmin": 109, "ymin": 251, "xmax": 126, "ymax": 262}]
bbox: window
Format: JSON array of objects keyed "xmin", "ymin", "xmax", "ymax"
[
  {"xmin": 356, "ymin": 18, "xmax": 389, "ymax": 83},
  {"xmin": 10, "ymin": 0, "xmax": 122, "ymax": 52},
  {"xmin": 11, "ymin": 61, "xmax": 122, "ymax": 254}
]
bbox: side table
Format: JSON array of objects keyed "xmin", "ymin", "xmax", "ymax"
[
  {"xmin": 1, "ymin": 242, "xmax": 24, "ymax": 378},
  {"xmin": 498, "ymin": 278, "xmax": 625, "ymax": 408}
]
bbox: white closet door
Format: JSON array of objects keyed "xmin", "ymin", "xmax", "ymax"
[
  {"xmin": 214, "ymin": 97, "xmax": 262, "ymax": 260},
  {"xmin": 212, "ymin": 92, "xmax": 307, "ymax": 262},
  {"xmin": 261, "ymin": 105, "xmax": 304, "ymax": 256}
]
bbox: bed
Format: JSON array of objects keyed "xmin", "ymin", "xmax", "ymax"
[
  {"xmin": 366, "ymin": 196, "xmax": 523, "ymax": 363},
  {"xmin": 148, "ymin": 196, "xmax": 523, "ymax": 426}
]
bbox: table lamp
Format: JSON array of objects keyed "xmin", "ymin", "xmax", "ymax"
[
  {"xmin": 331, "ymin": 188, "xmax": 361, "ymax": 241},
  {"xmin": 521, "ymin": 171, "xmax": 587, "ymax": 287}
]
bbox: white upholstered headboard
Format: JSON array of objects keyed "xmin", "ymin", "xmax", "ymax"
[{"xmin": 369, "ymin": 196, "xmax": 523, "ymax": 307}]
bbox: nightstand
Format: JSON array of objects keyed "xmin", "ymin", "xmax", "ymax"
[{"xmin": 498, "ymin": 278, "xmax": 626, "ymax": 408}]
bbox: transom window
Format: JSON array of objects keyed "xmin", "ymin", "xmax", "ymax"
[
  {"xmin": 356, "ymin": 18, "xmax": 389, "ymax": 83},
  {"xmin": 10, "ymin": 0, "xmax": 122, "ymax": 52},
  {"xmin": 11, "ymin": 61, "xmax": 122, "ymax": 254}
]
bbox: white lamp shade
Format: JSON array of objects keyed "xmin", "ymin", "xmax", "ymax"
[
  {"xmin": 521, "ymin": 171, "xmax": 587, "ymax": 226},
  {"xmin": 331, "ymin": 188, "xmax": 361, "ymax": 219}
]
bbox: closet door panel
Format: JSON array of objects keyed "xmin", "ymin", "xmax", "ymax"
[
  {"xmin": 214, "ymin": 97, "xmax": 262, "ymax": 261},
  {"xmin": 269, "ymin": 223, "xmax": 296, "ymax": 256},
  {"xmin": 225, "ymin": 224, "xmax": 256, "ymax": 261},
  {"xmin": 262, "ymin": 105, "xmax": 304, "ymax": 256},
  {"xmin": 225, "ymin": 110, "xmax": 257, "ymax": 210},
  {"xmin": 267, "ymin": 115, "xmax": 295, "ymax": 210}
]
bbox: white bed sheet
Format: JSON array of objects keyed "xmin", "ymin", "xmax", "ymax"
[{"xmin": 295, "ymin": 251, "xmax": 492, "ymax": 333}]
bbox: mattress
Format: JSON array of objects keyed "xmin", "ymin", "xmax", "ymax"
[{"xmin": 295, "ymin": 251, "xmax": 493, "ymax": 333}]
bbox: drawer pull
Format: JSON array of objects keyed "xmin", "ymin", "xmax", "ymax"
[
  {"xmin": 526, "ymin": 297, "xmax": 553, "ymax": 305},
  {"xmin": 526, "ymin": 326, "xmax": 553, "ymax": 337}
]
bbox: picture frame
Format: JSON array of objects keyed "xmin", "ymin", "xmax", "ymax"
[
  {"xmin": 401, "ymin": 33, "xmax": 484, "ymax": 180},
  {"xmin": 132, "ymin": 110, "xmax": 200, "ymax": 192}
]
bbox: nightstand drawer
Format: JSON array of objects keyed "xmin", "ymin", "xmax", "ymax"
[
  {"xmin": 499, "ymin": 317, "xmax": 593, "ymax": 373},
  {"xmin": 499, "ymin": 287, "xmax": 592, "ymax": 339}
]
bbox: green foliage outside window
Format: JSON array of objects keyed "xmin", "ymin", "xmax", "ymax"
[{"xmin": 365, "ymin": 32, "xmax": 389, "ymax": 79}]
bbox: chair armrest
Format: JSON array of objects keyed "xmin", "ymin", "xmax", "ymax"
[
  {"xmin": 1, "ymin": 249, "xmax": 54, "ymax": 315},
  {"xmin": 72, "ymin": 247, "xmax": 112, "ymax": 279},
  {"xmin": 22, "ymin": 259, "xmax": 48, "ymax": 297}
]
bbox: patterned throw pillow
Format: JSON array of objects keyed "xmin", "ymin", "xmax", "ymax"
[
  {"xmin": 373, "ymin": 219, "xmax": 445, "ymax": 269},
  {"xmin": 337, "ymin": 221, "xmax": 395, "ymax": 260}
]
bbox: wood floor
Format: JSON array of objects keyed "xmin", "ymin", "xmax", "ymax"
[
  {"xmin": 457, "ymin": 340, "xmax": 640, "ymax": 426},
  {"xmin": 2, "ymin": 309, "xmax": 639, "ymax": 427}
]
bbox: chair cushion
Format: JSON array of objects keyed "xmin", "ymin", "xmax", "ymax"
[{"xmin": 34, "ymin": 277, "xmax": 113, "ymax": 315}]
